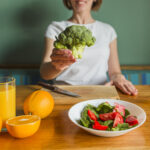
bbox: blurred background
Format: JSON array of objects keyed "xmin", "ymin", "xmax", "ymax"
[{"xmin": 0, "ymin": 0, "xmax": 150, "ymax": 85}]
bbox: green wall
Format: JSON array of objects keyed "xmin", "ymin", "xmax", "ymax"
[{"xmin": 0, "ymin": 0, "xmax": 150, "ymax": 65}]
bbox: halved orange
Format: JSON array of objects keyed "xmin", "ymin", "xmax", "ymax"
[
  {"xmin": 0, "ymin": 117, "xmax": 2, "ymax": 132},
  {"xmin": 6, "ymin": 115, "xmax": 41, "ymax": 138}
]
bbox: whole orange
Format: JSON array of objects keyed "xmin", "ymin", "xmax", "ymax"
[
  {"xmin": 23, "ymin": 90, "xmax": 54, "ymax": 119},
  {"xmin": 6, "ymin": 115, "xmax": 40, "ymax": 138}
]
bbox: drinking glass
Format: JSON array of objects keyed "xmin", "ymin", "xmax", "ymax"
[{"xmin": 0, "ymin": 76, "xmax": 16, "ymax": 130}]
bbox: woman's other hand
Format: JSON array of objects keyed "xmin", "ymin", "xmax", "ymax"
[
  {"xmin": 105, "ymin": 74, "xmax": 138, "ymax": 96},
  {"xmin": 107, "ymin": 39, "xmax": 138, "ymax": 96},
  {"xmin": 51, "ymin": 48, "xmax": 76, "ymax": 71}
]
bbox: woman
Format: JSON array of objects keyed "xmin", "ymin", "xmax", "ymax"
[{"xmin": 40, "ymin": 0, "xmax": 138, "ymax": 95}]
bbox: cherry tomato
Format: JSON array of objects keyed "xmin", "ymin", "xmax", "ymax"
[
  {"xmin": 113, "ymin": 112, "xmax": 124, "ymax": 127},
  {"xmin": 93, "ymin": 121, "xmax": 108, "ymax": 130},
  {"xmin": 87, "ymin": 110, "xmax": 97, "ymax": 121},
  {"xmin": 99, "ymin": 112, "xmax": 117, "ymax": 121},
  {"xmin": 125, "ymin": 115, "xmax": 139, "ymax": 126},
  {"xmin": 114, "ymin": 103, "xmax": 125, "ymax": 116}
]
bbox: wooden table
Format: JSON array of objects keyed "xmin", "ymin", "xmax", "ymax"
[{"xmin": 0, "ymin": 85, "xmax": 150, "ymax": 150}]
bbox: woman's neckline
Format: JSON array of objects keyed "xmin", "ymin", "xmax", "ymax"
[{"xmin": 65, "ymin": 20, "xmax": 97, "ymax": 26}]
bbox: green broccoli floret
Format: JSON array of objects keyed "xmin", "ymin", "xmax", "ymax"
[{"xmin": 54, "ymin": 25, "xmax": 96, "ymax": 59}]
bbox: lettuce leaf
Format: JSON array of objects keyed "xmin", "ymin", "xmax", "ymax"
[
  {"xmin": 112, "ymin": 123, "xmax": 130, "ymax": 131},
  {"xmin": 96, "ymin": 102, "xmax": 113, "ymax": 114},
  {"xmin": 125, "ymin": 109, "xmax": 130, "ymax": 117},
  {"xmin": 80, "ymin": 118, "xmax": 90, "ymax": 128},
  {"xmin": 103, "ymin": 120, "xmax": 113, "ymax": 127},
  {"xmin": 80, "ymin": 104, "xmax": 99, "ymax": 127}
]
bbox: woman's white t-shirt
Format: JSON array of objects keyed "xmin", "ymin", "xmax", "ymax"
[{"xmin": 45, "ymin": 20, "xmax": 117, "ymax": 85}]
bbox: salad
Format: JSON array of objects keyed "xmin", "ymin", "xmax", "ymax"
[{"xmin": 79, "ymin": 102, "xmax": 139, "ymax": 131}]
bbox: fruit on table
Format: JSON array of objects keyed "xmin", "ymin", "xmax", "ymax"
[
  {"xmin": 6, "ymin": 115, "xmax": 41, "ymax": 138},
  {"xmin": 0, "ymin": 117, "xmax": 2, "ymax": 132},
  {"xmin": 23, "ymin": 90, "xmax": 54, "ymax": 119}
]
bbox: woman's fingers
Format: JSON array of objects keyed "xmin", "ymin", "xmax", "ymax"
[
  {"xmin": 52, "ymin": 49, "xmax": 72, "ymax": 55},
  {"xmin": 125, "ymin": 82, "xmax": 138, "ymax": 95},
  {"xmin": 111, "ymin": 74, "xmax": 138, "ymax": 96},
  {"xmin": 50, "ymin": 49, "xmax": 76, "ymax": 71},
  {"xmin": 115, "ymin": 81, "xmax": 138, "ymax": 95},
  {"xmin": 52, "ymin": 60, "xmax": 75, "ymax": 65},
  {"xmin": 51, "ymin": 54, "xmax": 75, "ymax": 61},
  {"xmin": 104, "ymin": 81, "xmax": 113, "ymax": 86},
  {"xmin": 51, "ymin": 60, "xmax": 75, "ymax": 71},
  {"xmin": 51, "ymin": 49, "xmax": 75, "ymax": 61},
  {"xmin": 115, "ymin": 82, "xmax": 131, "ymax": 95}
]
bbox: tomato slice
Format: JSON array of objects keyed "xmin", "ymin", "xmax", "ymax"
[
  {"xmin": 99, "ymin": 112, "xmax": 117, "ymax": 121},
  {"xmin": 125, "ymin": 115, "xmax": 139, "ymax": 126},
  {"xmin": 114, "ymin": 103, "xmax": 125, "ymax": 116},
  {"xmin": 87, "ymin": 110, "xmax": 97, "ymax": 121},
  {"xmin": 93, "ymin": 121, "xmax": 108, "ymax": 130},
  {"xmin": 113, "ymin": 112, "xmax": 124, "ymax": 127}
]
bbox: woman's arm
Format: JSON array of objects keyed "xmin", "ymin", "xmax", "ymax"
[
  {"xmin": 108, "ymin": 39, "xmax": 121, "ymax": 78},
  {"xmin": 107, "ymin": 39, "xmax": 138, "ymax": 95},
  {"xmin": 40, "ymin": 38, "xmax": 75, "ymax": 80}
]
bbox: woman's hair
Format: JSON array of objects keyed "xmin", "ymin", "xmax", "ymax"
[{"xmin": 63, "ymin": 0, "xmax": 102, "ymax": 11}]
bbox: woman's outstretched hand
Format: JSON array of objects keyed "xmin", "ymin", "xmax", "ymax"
[
  {"xmin": 51, "ymin": 49, "xmax": 76, "ymax": 71},
  {"xmin": 105, "ymin": 74, "xmax": 138, "ymax": 96}
]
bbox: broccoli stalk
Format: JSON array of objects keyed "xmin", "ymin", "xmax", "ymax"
[
  {"xmin": 72, "ymin": 44, "xmax": 85, "ymax": 59},
  {"xmin": 54, "ymin": 25, "xmax": 96, "ymax": 59}
]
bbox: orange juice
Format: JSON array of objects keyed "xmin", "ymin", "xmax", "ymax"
[{"xmin": 0, "ymin": 85, "xmax": 16, "ymax": 127}]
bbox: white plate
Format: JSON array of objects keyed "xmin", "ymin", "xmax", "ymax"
[{"xmin": 68, "ymin": 99, "xmax": 146, "ymax": 137}]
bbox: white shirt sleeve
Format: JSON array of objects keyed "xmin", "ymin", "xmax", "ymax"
[
  {"xmin": 109, "ymin": 25, "xmax": 117, "ymax": 43},
  {"xmin": 45, "ymin": 22, "xmax": 59, "ymax": 40}
]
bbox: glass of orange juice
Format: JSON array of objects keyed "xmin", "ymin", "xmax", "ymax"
[{"xmin": 0, "ymin": 76, "xmax": 16, "ymax": 130}]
